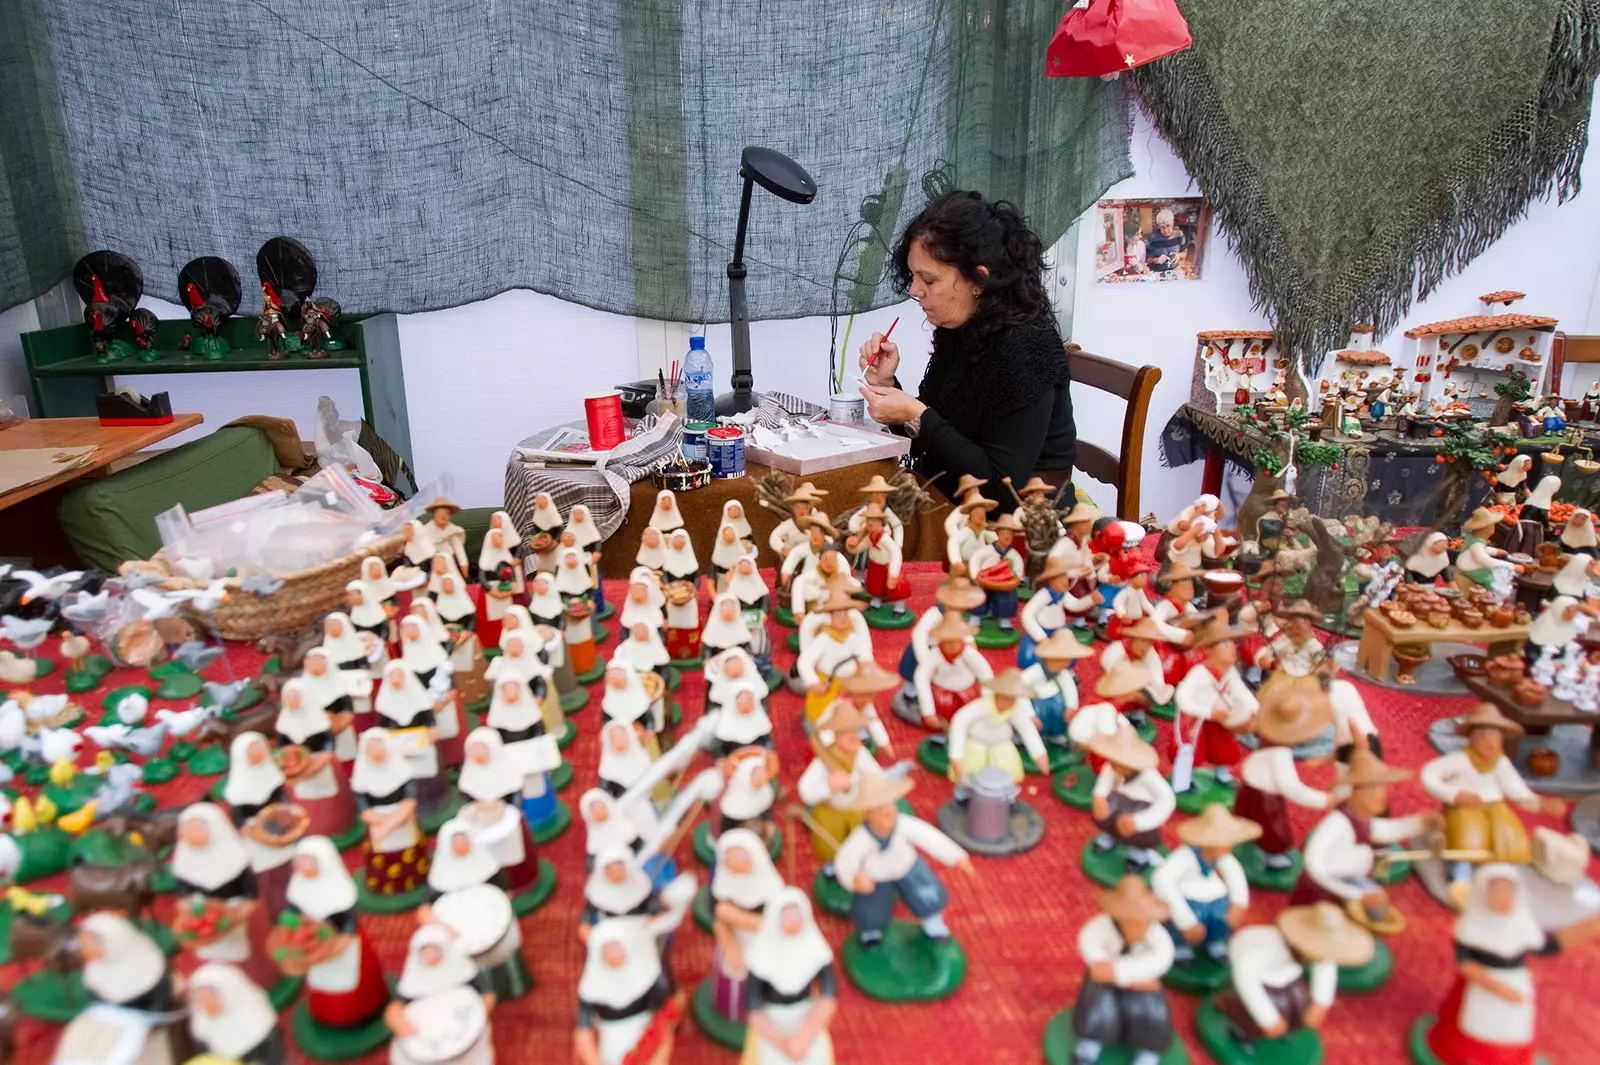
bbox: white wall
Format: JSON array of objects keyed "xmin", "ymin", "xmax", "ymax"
[{"xmin": 6, "ymin": 103, "xmax": 1600, "ymax": 518}]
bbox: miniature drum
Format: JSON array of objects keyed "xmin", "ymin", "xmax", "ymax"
[
  {"xmin": 652, "ymin": 461, "xmax": 713, "ymax": 492},
  {"xmin": 1200, "ymin": 570, "xmax": 1243, "ymax": 600},
  {"xmin": 392, "ymin": 986, "xmax": 491, "ymax": 1065},
  {"xmin": 967, "ymin": 766, "xmax": 1020, "ymax": 844},
  {"xmin": 433, "ymin": 883, "xmax": 516, "ymax": 959},
  {"xmin": 707, "ymin": 943, "xmax": 751, "ymax": 1023}
]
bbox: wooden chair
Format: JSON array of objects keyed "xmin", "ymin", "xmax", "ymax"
[{"xmin": 1067, "ymin": 345, "xmax": 1162, "ymax": 521}]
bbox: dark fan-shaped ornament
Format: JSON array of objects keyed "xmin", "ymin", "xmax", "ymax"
[
  {"xmin": 73, "ymin": 251, "xmax": 145, "ymax": 362},
  {"xmin": 178, "ymin": 256, "xmax": 242, "ymax": 361},
  {"xmin": 256, "ymin": 236, "xmax": 318, "ymax": 314}
]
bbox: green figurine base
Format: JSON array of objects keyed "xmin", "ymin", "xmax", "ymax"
[
  {"xmin": 841, "ymin": 921, "xmax": 967, "ymax": 1002},
  {"xmin": 1052, "ymin": 765, "xmax": 1097, "ymax": 810},
  {"xmin": 1163, "ymin": 949, "xmax": 1232, "ymax": 994},
  {"xmin": 691, "ymin": 977, "xmax": 749, "ymax": 1049},
  {"xmin": 1041, "ymin": 743, "xmax": 1080, "ymax": 774},
  {"xmin": 94, "ymin": 339, "xmax": 137, "ymax": 364},
  {"xmin": 669, "ymin": 656, "xmax": 703, "ymax": 672},
  {"xmin": 1195, "ymin": 993, "xmax": 1323, "ymax": 1065},
  {"xmin": 1042, "ymin": 1009, "xmax": 1190, "ymax": 1065},
  {"xmin": 551, "ymin": 760, "xmax": 574, "ymax": 791},
  {"xmin": 147, "ymin": 661, "xmax": 189, "ymax": 679},
  {"xmin": 916, "ymin": 736, "xmax": 950, "ymax": 777},
  {"xmin": 512, "ymin": 859, "xmax": 559, "ymax": 915},
  {"xmin": 775, "ymin": 605, "xmax": 797, "ymax": 628},
  {"xmin": 1080, "ymin": 839, "xmax": 1169, "ymax": 887},
  {"xmin": 592, "ymin": 623, "xmax": 610, "ymax": 646},
  {"xmin": 812, "ymin": 869, "xmax": 855, "ymax": 917},
  {"xmin": 1337, "ymin": 938, "xmax": 1393, "ymax": 992},
  {"xmin": 291, "ymin": 995, "xmax": 393, "ymax": 1061},
  {"xmin": 1406, "ymin": 1016, "xmax": 1548, "ymax": 1065},
  {"xmin": 667, "ymin": 700, "xmax": 684, "ymax": 727},
  {"xmin": 1234, "ymin": 843, "xmax": 1304, "ymax": 892},
  {"xmin": 331, "ymin": 821, "xmax": 368, "ymax": 852},
  {"xmin": 64, "ymin": 656, "xmax": 113, "ymax": 694},
  {"xmin": 1148, "ymin": 700, "xmax": 1177, "ymax": 722},
  {"xmin": 13, "ymin": 970, "xmax": 93, "ymax": 1022},
  {"xmin": 595, "ymin": 601, "xmax": 616, "ymax": 623},
  {"xmin": 186, "ymin": 745, "xmax": 230, "ymax": 776},
  {"xmin": 787, "ymin": 630, "xmax": 801, "ymax": 652},
  {"xmin": 141, "ymin": 759, "xmax": 180, "ymax": 785},
  {"xmin": 356, "ymin": 877, "xmax": 430, "ymax": 914},
  {"xmin": 269, "ymin": 975, "xmax": 303, "ymax": 1011},
  {"xmin": 575, "ymin": 659, "xmax": 608, "ymax": 686},
  {"xmin": 862, "ymin": 604, "xmax": 916, "ymax": 630},
  {"xmin": 692, "ymin": 822, "xmax": 781, "ymax": 867},
  {"xmin": 419, "ymin": 793, "xmax": 462, "ymax": 834},
  {"xmin": 201, "ymin": 677, "xmax": 265, "ymax": 713},
  {"xmin": 192, "ymin": 334, "xmax": 231, "ymax": 361},
  {"xmin": 973, "ymin": 617, "xmax": 1021, "ymax": 649},
  {"xmin": 560, "ymin": 686, "xmax": 590, "ymax": 713},
  {"xmin": 557, "ymin": 720, "xmax": 578, "ymax": 750},
  {"xmin": 664, "ymin": 665, "xmax": 682, "ymax": 693},
  {"xmin": 530, "ymin": 799, "xmax": 573, "ymax": 844},
  {"xmin": 155, "ymin": 670, "xmax": 205, "ymax": 700},
  {"xmin": 169, "ymin": 741, "xmax": 197, "ymax": 762},
  {"xmin": 1173, "ymin": 769, "xmax": 1238, "ymax": 815}
]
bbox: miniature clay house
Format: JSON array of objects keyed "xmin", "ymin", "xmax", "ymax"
[
  {"xmin": 1402, "ymin": 291, "xmax": 1557, "ymax": 407},
  {"xmin": 1191, "ymin": 329, "xmax": 1283, "ymax": 412}
]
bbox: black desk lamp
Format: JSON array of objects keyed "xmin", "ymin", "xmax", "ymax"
[{"xmin": 716, "ymin": 146, "xmax": 817, "ymax": 415}]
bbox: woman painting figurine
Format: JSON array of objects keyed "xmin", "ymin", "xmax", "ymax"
[
  {"xmin": 280, "ymin": 835, "xmax": 391, "ymax": 1032},
  {"xmin": 351, "ymin": 728, "xmax": 430, "ymax": 900},
  {"xmin": 742, "ymin": 887, "xmax": 838, "ymax": 1065},
  {"xmin": 858, "ymin": 191, "xmax": 1077, "ymax": 507}
]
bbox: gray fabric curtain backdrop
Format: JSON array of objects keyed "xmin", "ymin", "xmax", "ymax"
[{"xmin": 0, "ymin": 0, "xmax": 1131, "ymax": 324}]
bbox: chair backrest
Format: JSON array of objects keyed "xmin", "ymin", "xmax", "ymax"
[{"xmin": 1067, "ymin": 345, "xmax": 1162, "ymax": 521}]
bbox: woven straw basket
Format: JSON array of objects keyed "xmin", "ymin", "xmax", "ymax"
[{"xmin": 123, "ymin": 531, "xmax": 406, "ymax": 642}]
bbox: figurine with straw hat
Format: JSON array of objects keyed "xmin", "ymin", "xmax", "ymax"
[
  {"xmin": 968, "ymin": 513, "xmax": 1027, "ymax": 648},
  {"xmin": 405, "ymin": 493, "xmax": 468, "ymax": 572},
  {"xmin": 1043, "ymin": 876, "xmax": 1181, "ymax": 1065},
  {"xmin": 796, "ymin": 700, "xmax": 889, "ymax": 876},
  {"xmin": 941, "ymin": 473, "xmax": 991, "ymax": 541},
  {"xmin": 948, "ymin": 668, "xmax": 1050, "ymax": 790},
  {"xmin": 1152, "ymin": 806, "xmax": 1257, "ymax": 985},
  {"xmin": 833, "ymin": 776, "xmax": 974, "ymax": 1001},
  {"xmin": 1172, "ymin": 611, "xmax": 1258, "ymax": 796},
  {"xmin": 1018, "ymin": 552, "xmax": 1095, "ymax": 669},
  {"xmin": 848, "ymin": 473, "xmax": 905, "ymax": 549},
  {"xmin": 1099, "ymin": 616, "xmax": 1180, "ymax": 726},
  {"xmin": 1232, "ymin": 688, "xmax": 1337, "ymax": 891},
  {"xmin": 794, "ymin": 586, "xmax": 875, "ymax": 729},
  {"xmin": 778, "ymin": 514, "xmax": 842, "ymax": 592},
  {"xmin": 1071, "ymin": 661, "xmax": 1159, "ymax": 762},
  {"xmin": 849, "ymin": 503, "xmax": 915, "ymax": 629},
  {"xmin": 1085, "ymin": 725, "xmax": 1174, "ymax": 884},
  {"xmin": 892, "ymin": 576, "xmax": 985, "ymax": 726},
  {"xmin": 1454, "ymin": 507, "xmax": 1505, "ymax": 592},
  {"xmin": 911, "ymin": 611, "xmax": 993, "ymax": 734},
  {"xmin": 1200, "ymin": 903, "xmax": 1374, "ymax": 1062},
  {"xmin": 769, "ymin": 482, "xmax": 831, "ymax": 561},
  {"xmin": 1022, "ymin": 629, "xmax": 1095, "ymax": 764},
  {"xmin": 947, "ymin": 494, "xmax": 999, "ymax": 577}
]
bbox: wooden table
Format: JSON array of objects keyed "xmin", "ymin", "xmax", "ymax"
[
  {"xmin": 1354, "ymin": 607, "xmax": 1528, "ymax": 683},
  {"xmin": 1463, "ymin": 676, "xmax": 1599, "ymax": 732},
  {"xmin": 0, "ymin": 414, "xmax": 202, "ymax": 510}
]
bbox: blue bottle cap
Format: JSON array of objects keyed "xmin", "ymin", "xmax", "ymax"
[{"xmin": 689, "ymin": 336, "xmax": 706, "ymax": 349}]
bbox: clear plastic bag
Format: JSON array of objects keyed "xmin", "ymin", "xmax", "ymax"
[{"xmin": 314, "ymin": 395, "xmax": 382, "ymax": 481}]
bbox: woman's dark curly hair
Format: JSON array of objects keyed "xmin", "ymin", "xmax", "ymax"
[{"xmin": 890, "ymin": 191, "xmax": 1053, "ymax": 339}]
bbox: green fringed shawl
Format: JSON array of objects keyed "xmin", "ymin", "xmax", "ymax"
[{"xmin": 1132, "ymin": 0, "xmax": 1600, "ymax": 375}]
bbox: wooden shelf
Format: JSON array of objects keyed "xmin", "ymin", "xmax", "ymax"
[{"xmin": 33, "ymin": 351, "xmax": 366, "ymax": 377}]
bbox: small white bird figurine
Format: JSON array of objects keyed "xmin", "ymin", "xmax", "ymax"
[
  {"xmin": 0, "ymin": 701, "xmax": 25, "ymax": 752},
  {"xmin": 0, "ymin": 651, "xmax": 43, "ymax": 685},
  {"xmin": 85, "ymin": 724, "xmax": 132, "ymax": 749},
  {"xmin": 60, "ymin": 590, "xmax": 111, "ymax": 626},
  {"xmin": 173, "ymin": 557, "xmax": 217, "ymax": 581},
  {"xmin": 19, "ymin": 693, "xmax": 70, "ymax": 723},
  {"xmin": 12, "ymin": 570, "xmax": 84, "ymax": 604},
  {"xmin": 169, "ymin": 579, "xmax": 231, "ymax": 613},
  {"xmin": 154, "ymin": 705, "xmax": 213, "ymax": 738},
  {"xmin": 0, "ymin": 615, "xmax": 54, "ymax": 651},
  {"xmin": 130, "ymin": 588, "xmax": 182, "ymax": 620},
  {"xmin": 29, "ymin": 727, "xmax": 82, "ymax": 765},
  {"xmin": 112, "ymin": 691, "xmax": 148, "ymax": 725}
]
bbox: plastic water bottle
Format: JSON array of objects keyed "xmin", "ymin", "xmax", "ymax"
[{"xmin": 684, "ymin": 335, "xmax": 716, "ymax": 422}]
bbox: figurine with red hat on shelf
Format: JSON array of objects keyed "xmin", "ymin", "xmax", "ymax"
[{"xmin": 1044, "ymin": 875, "xmax": 1188, "ymax": 1065}]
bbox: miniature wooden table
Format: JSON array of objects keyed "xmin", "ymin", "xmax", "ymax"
[
  {"xmin": 0, "ymin": 414, "xmax": 202, "ymax": 510},
  {"xmin": 1354, "ymin": 608, "xmax": 1528, "ymax": 683},
  {"xmin": 1463, "ymin": 676, "xmax": 1599, "ymax": 733}
]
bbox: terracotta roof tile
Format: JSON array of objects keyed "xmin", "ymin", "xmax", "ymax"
[
  {"xmin": 1479, "ymin": 290, "xmax": 1526, "ymax": 304},
  {"xmin": 1349, "ymin": 324, "xmax": 1376, "ymax": 335},
  {"xmin": 1404, "ymin": 313, "xmax": 1557, "ymax": 339},
  {"xmin": 1196, "ymin": 329, "xmax": 1275, "ymax": 340},
  {"xmin": 1334, "ymin": 349, "xmax": 1391, "ymax": 365}
]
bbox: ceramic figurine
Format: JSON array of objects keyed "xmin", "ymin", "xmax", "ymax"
[
  {"xmin": 701, "ymin": 828, "xmax": 786, "ymax": 1034},
  {"xmin": 1293, "ymin": 750, "xmax": 1428, "ymax": 927},
  {"xmin": 741, "ymin": 887, "xmax": 838, "ymax": 1065},
  {"xmin": 274, "ymin": 675, "xmax": 358, "ymax": 841},
  {"xmin": 485, "ymin": 673, "xmax": 563, "ymax": 832},
  {"xmin": 566, "ymin": 504, "xmax": 608, "ymax": 616},
  {"xmin": 1523, "ymin": 594, "xmax": 1582, "ymax": 668},
  {"xmin": 711, "ymin": 747, "xmax": 782, "ymax": 845},
  {"xmin": 1420, "ymin": 703, "xmax": 1565, "ymax": 905},
  {"xmin": 580, "ymin": 787, "xmax": 668, "ymax": 870},
  {"xmin": 1106, "ymin": 556, "xmax": 1161, "ymax": 640},
  {"xmin": 321, "ymin": 609, "xmax": 374, "ymax": 676},
  {"xmin": 457, "ymin": 727, "xmax": 547, "ymax": 900},
  {"xmin": 636, "ymin": 527, "xmax": 668, "ymax": 574},
  {"xmin": 1069, "ymin": 663, "xmax": 1151, "ymax": 766},
  {"xmin": 1153, "ymin": 806, "xmax": 1257, "ymax": 970},
  {"xmin": 769, "ymin": 484, "xmax": 830, "ymax": 562},
  {"xmin": 894, "ymin": 577, "xmax": 985, "ymax": 724},
  {"xmin": 1064, "ymin": 877, "xmax": 1176, "ymax": 1064},
  {"xmin": 1530, "ymin": 642, "xmax": 1560, "ymax": 687},
  {"xmin": 796, "ymin": 587, "xmax": 874, "ymax": 729},
  {"xmin": 386, "ymin": 924, "xmax": 496, "ymax": 1065},
  {"xmin": 1164, "ymin": 513, "xmax": 1216, "ymax": 573},
  {"xmin": 223, "ymin": 731, "xmax": 298, "ymax": 914},
  {"xmin": 833, "ymin": 775, "xmax": 973, "ymax": 959},
  {"xmin": 417, "ymin": 822, "xmax": 531, "ymax": 1002},
  {"xmin": 726, "ymin": 555, "xmax": 774, "ymax": 638},
  {"xmin": 187, "ymin": 962, "xmax": 285, "ymax": 1064},
  {"xmin": 527, "ymin": 493, "xmax": 565, "ymax": 572},
  {"xmin": 1233, "ymin": 689, "xmax": 1335, "ymax": 882},
  {"xmin": 622, "ymin": 567, "xmax": 667, "ymax": 632},
  {"xmin": 849, "ymin": 474, "xmax": 905, "ymax": 550},
  {"xmin": 1098, "ymin": 618, "xmax": 1179, "ymax": 725},
  {"xmin": 709, "ymin": 522, "xmax": 754, "ymax": 593},
  {"xmin": 1057, "ymin": 500, "xmax": 1103, "ymax": 555},
  {"xmin": 947, "ymin": 496, "xmax": 999, "ymax": 577},
  {"xmin": 348, "ymin": 555, "xmax": 405, "ymax": 643},
  {"xmin": 406, "ymin": 496, "xmax": 468, "ymax": 572},
  {"xmin": 1019, "ymin": 555, "xmax": 1092, "ymax": 668},
  {"xmin": 1491, "ymin": 455, "xmax": 1534, "ymax": 523},
  {"xmin": 788, "ymin": 534, "xmax": 853, "ymax": 621},
  {"xmin": 297, "ymin": 297, "xmax": 339, "ymax": 358},
  {"xmin": 702, "ymin": 592, "xmax": 756, "ymax": 668},
  {"xmin": 573, "ymin": 875, "xmax": 696, "ymax": 1065},
  {"xmin": 1403, "ymin": 532, "xmax": 1452, "ymax": 584},
  {"xmin": 1550, "ymin": 552, "xmax": 1596, "ymax": 602},
  {"xmin": 913, "ymin": 611, "xmax": 994, "ymax": 733},
  {"xmin": 1173, "ymin": 613, "xmax": 1258, "ymax": 792},
  {"xmin": 478, "ymin": 524, "xmax": 524, "ymax": 645},
  {"xmin": 947, "ymin": 668, "xmax": 1049, "ymax": 790},
  {"xmin": 1001, "ymin": 475, "xmax": 1068, "ymax": 580},
  {"xmin": 583, "ymin": 846, "xmax": 664, "ymax": 939},
  {"xmin": 1323, "ymin": 662, "xmax": 1381, "ymax": 767},
  {"xmin": 705, "ymin": 647, "xmax": 770, "ymax": 722},
  {"xmin": 1553, "ymin": 643, "xmax": 1584, "ymax": 702},
  {"xmin": 50, "ymin": 914, "xmax": 183, "ymax": 1065},
  {"xmin": 1582, "ymin": 379, "xmax": 1600, "ymax": 423},
  {"xmin": 832, "ymin": 663, "xmax": 898, "ymax": 752},
  {"xmin": 798, "ymin": 700, "xmax": 890, "ymax": 881},
  {"xmin": 276, "ymin": 836, "xmax": 392, "ymax": 1046},
  {"xmin": 660, "ymin": 530, "xmax": 699, "ymax": 588},
  {"xmin": 171, "ymin": 802, "xmax": 283, "ymax": 993},
  {"xmin": 1087, "ymin": 726, "xmax": 1175, "ymax": 876},
  {"xmin": 1534, "ymin": 393, "xmax": 1568, "ymax": 433},
  {"xmin": 1253, "ymin": 601, "xmax": 1327, "ymax": 702},
  {"xmin": 1453, "ymin": 508, "xmax": 1504, "ymax": 594},
  {"xmin": 1520, "ymin": 474, "xmax": 1562, "ymax": 550},
  {"xmin": 375, "ymin": 659, "xmax": 451, "ymax": 822},
  {"xmin": 850, "ymin": 504, "xmax": 910, "ymax": 622},
  {"xmin": 1148, "ymin": 564, "xmax": 1203, "ymax": 679},
  {"xmin": 1020, "ymin": 630, "xmax": 1094, "ymax": 753},
  {"xmin": 1416, "ymin": 863, "xmax": 1600, "ymax": 1064},
  {"xmin": 615, "ymin": 620, "xmax": 671, "ymax": 683},
  {"xmin": 428, "ymin": 554, "xmax": 478, "ymax": 632},
  {"xmin": 351, "ymin": 728, "xmax": 430, "ymax": 905},
  {"xmin": 941, "ymin": 474, "xmax": 991, "ymax": 540},
  {"xmin": 650, "ymin": 489, "xmax": 687, "ymax": 534},
  {"xmin": 1205, "ymin": 904, "xmax": 1374, "ymax": 1060}
]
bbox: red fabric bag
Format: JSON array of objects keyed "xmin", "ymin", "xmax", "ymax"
[{"xmin": 1046, "ymin": 0, "xmax": 1192, "ymax": 79}]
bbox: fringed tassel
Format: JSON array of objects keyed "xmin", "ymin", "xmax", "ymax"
[{"xmin": 1130, "ymin": 0, "xmax": 1600, "ymax": 380}]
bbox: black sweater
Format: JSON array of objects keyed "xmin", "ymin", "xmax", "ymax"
[{"xmin": 895, "ymin": 316, "xmax": 1075, "ymax": 510}]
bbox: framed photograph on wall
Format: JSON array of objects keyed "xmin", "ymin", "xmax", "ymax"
[{"xmin": 1093, "ymin": 196, "xmax": 1210, "ymax": 283}]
